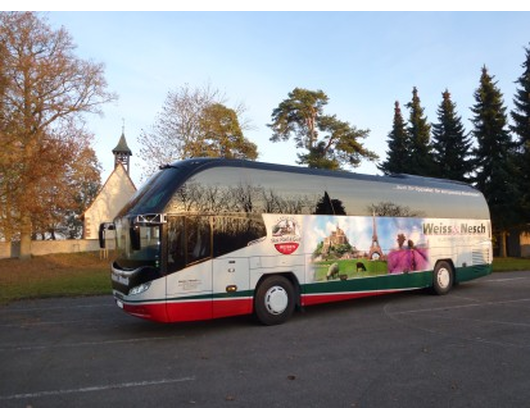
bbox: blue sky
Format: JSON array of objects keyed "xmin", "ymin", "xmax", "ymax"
[{"xmin": 36, "ymin": 9, "xmax": 530, "ymax": 187}]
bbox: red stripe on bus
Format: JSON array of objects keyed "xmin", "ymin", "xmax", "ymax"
[
  {"xmin": 122, "ymin": 298, "xmax": 253, "ymax": 323},
  {"xmin": 212, "ymin": 298, "xmax": 253, "ymax": 319},
  {"xmin": 121, "ymin": 301, "xmax": 171, "ymax": 322},
  {"xmin": 301, "ymin": 290, "xmax": 390, "ymax": 306},
  {"xmin": 121, "ymin": 290, "xmax": 407, "ymax": 322}
]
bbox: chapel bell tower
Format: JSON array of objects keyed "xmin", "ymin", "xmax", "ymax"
[{"xmin": 112, "ymin": 129, "xmax": 132, "ymax": 175}]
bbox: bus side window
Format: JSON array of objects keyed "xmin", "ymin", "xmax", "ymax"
[
  {"xmin": 314, "ymin": 191, "xmax": 346, "ymax": 215},
  {"xmin": 167, "ymin": 216, "xmax": 186, "ymax": 273},
  {"xmin": 167, "ymin": 215, "xmax": 212, "ymax": 273},
  {"xmin": 213, "ymin": 215, "xmax": 266, "ymax": 257},
  {"xmin": 186, "ymin": 216, "xmax": 212, "ymax": 265}
]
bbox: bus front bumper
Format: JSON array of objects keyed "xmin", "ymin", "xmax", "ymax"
[{"xmin": 113, "ymin": 292, "xmax": 170, "ymax": 322}]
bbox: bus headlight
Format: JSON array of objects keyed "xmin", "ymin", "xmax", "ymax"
[{"xmin": 129, "ymin": 282, "xmax": 152, "ymax": 296}]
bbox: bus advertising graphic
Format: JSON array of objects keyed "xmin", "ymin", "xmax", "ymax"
[
  {"xmin": 307, "ymin": 214, "xmax": 430, "ymax": 281},
  {"xmin": 306, "ymin": 215, "xmax": 489, "ymax": 281},
  {"xmin": 270, "ymin": 216, "xmax": 301, "ymax": 255}
]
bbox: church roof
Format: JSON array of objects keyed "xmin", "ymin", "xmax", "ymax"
[{"xmin": 112, "ymin": 133, "xmax": 132, "ymax": 155}]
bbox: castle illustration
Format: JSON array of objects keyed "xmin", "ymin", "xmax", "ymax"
[
  {"xmin": 321, "ymin": 224, "xmax": 349, "ymax": 256},
  {"xmin": 317, "ymin": 213, "xmax": 386, "ymax": 262}
]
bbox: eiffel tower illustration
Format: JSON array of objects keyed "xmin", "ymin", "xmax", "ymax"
[{"xmin": 368, "ymin": 211, "xmax": 384, "ymax": 260}]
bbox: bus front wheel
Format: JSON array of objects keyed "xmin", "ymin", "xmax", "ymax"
[
  {"xmin": 432, "ymin": 261, "xmax": 453, "ymax": 295},
  {"xmin": 254, "ymin": 275, "xmax": 296, "ymax": 325}
]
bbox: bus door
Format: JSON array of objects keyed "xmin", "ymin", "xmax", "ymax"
[
  {"xmin": 210, "ymin": 214, "xmax": 265, "ymax": 318},
  {"xmin": 165, "ymin": 215, "xmax": 213, "ymax": 321},
  {"xmin": 212, "ymin": 257, "xmax": 251, "ymax": 318}
]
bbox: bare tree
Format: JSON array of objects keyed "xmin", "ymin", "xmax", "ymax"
[
  {"xmin": 138, "ymin": 83, "xmax": 256, "ymax": 180},
  {"xmin": 0, "ymin": 12, "xmax": 115, "ymax": 258}
]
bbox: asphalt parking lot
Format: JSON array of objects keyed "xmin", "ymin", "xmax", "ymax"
[{"xmin": 1, "ymin": 271, "xmax": 530, "ymax": 407}]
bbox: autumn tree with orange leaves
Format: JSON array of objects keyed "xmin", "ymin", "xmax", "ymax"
[{"xmin": 0, "ymin": 12, "xmax": 115, "ymax": 258}]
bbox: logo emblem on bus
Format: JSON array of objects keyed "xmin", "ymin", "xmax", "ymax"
[{"xmin": 270, "ymin": 217, "xmax": 301, "ymax": 255}]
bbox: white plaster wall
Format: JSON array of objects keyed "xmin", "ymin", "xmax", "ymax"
[{"xmin": 83, "ymin": 164, "xmax": 136, "ymax": 239}]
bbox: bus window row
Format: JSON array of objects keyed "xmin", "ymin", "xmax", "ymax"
[{"xmin": 165, "ymin": 166, "xmax": 488, "ymax": 219}]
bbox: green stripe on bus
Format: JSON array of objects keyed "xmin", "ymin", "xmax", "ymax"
[
  {"xmin": 455, "ymin": 264, "xmax": 492, "ymax": 283},
  {"xmin": 301, "ymin": 270, "xmax": 432, "ymax": 295},
  {"xmin": 121, "ymin": 264, "xmax": 492, "ymax": 306},
  {"xmin": 120, "ymin": 290, "xmax": 254, "ymax": 305}
]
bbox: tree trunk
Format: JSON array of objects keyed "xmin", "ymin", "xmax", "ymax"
[
  {"xmin": 498, "ymin": 230, "xmax": 507, "ymax": 258},
  {"xmin": 18, "ymin": 215, "xmax": 32, "ymax": 260}
]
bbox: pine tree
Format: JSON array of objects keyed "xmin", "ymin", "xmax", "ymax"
[
  {"xmin": 378, "ymin": 101, "xmax": 410, "ymax": 174},
  {"xmin": 471, "ymin": 66, "xmax": 520, "ymax": 257},
  {"xmin": 510, "ymin": 44, "xmax": 530, "ymax": 223},
  {"xmin": 406, "ymin": 87, "xmax": 436, "ymax": 176},
  {"xmin": 268, "ymin": 88, "xmax": 377, "ymax": 171},
  {"xmin": 431, "ymin": 90, "xmax": 471, "ymax": 181}
]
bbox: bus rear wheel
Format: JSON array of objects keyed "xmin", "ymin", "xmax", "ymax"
[
  {"xmin": 254, "ymin": 275, "xmax": 295, "ymax": 325},
  {"xmin": 432, "ymin": 261, "xmax": 453, "ymax": 295}
]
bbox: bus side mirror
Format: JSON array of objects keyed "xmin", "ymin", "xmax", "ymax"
[
  {"xmin": 130, "ymin": 226, "xmax": 141, "ymax": 251},
  {"xmin": 99, "ymin": 222, "xmax": 115, "ymax": 249},
  {"xmin": 99, "ymin": 223, "xmax": 106, "ymax": 248}
]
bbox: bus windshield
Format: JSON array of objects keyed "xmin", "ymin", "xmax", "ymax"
[
  {"xmin": 116, "ymin": 165, "xmax": 188, "ymax": 218},
  {"xmin": 114, "ymin": 217, "xmax": 161, "ymax": 270}
]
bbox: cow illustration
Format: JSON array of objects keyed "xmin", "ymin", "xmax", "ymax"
[{"xmin": 356, "ymin": 262, "xmax": 367, "ymax": 272}]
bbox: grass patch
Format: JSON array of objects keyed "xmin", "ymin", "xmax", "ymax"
[
  {"xmin": 492, "ymin": 257, "xmax": 530, "ymax": 272},
  {"xmin": 0, "ymin": 251, "xmax": 113, "ymax": 305},
  {"xmin": 313, "ymin": 259, "xmax": 388, "ymax": 281}
]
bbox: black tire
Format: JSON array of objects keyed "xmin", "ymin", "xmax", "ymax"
[
  {"xmin": 432, "ymin": 261, "xmax": 453, "ymax": 295},
  {"xmin": 254, "ymin": 275, "xmax": 296, "ymax": 325}
]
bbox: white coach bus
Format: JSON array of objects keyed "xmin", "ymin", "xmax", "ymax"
[{"xmin": 102, "ymin": 158, "xmax": 492, "ymax": 325}]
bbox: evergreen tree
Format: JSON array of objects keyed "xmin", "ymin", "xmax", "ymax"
[
  {"xmin": 471, "ymin": 66, "xmax": 520, "ymax": 257},
  {"xmin": 431, "ymin": 90, "xmax": 471, "ymax": 181},
  {"xmin": 268, "ymin": 88, "xmax": 377, "ymax": 170},
  {"xmin": 510, "ymin": 44, "xmax": 530, "ymax": 223},
  {"xmin": 378, "ymin": 101, "xmax": 410, "ymax": 174},
  {"xmin": 406, "ymin": 87, "xmax": 436, "ymax": 176}
]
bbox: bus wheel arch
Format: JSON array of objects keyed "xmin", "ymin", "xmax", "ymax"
[
  {"xmin": 431, "ymin": 260, "xmax": 454, "ymax": 295},
  {"xmin": 254, "ymin": 273, "xmax": 299, "ymax": 325}
]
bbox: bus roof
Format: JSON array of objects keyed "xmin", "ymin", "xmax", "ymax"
[
  {"xmin": 164, "ymin": 158, "xmax": 478, "ymax": 192},
  {"xmin": 118, "ymin": 158, "xmax": 487, "ymax": 219}
]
